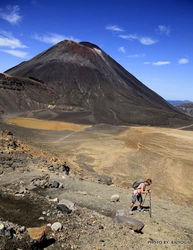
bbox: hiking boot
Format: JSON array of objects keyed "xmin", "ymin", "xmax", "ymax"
[{"xmin": 137, "ymin": 207, "xmax": 143, "ymax": 212}]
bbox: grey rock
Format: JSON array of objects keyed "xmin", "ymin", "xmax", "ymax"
[
  {"xmin": 18, "ymin": 186, "xmax": 28, "ymax": 194},
  {"xmin": 51, "ymin": 181, "xmax": 60, "ymax": 188},
  {"xmin": 111, "ymin": 194, "xmax": 120, "ymax": 202},
  {"xmin": 19, "ymin": 226, "xmax": 26, "ymax": 233},
  {"xmin": 114, "ymin": 215, "xmax": 144, "ymax": 231},
  {"xmin": 26, "ymin": 184, "xmax": 36, "ymax": 191},
  {"xmin": 57, "ymin": 204, "xmax": 72, "ymax": 214},
  {"xmin": 15, "ymin": 193, "xmax": 24, "ymax": 197},
  {"xmin": 4, "ymin": 229, "xmax": 12, "ymax": 238},
  {"xmin": 51, "ymin": 222, "xmax": 62, "ymax": 231},
  {"xmin": 48, "ymin": 197, "xmax": 58, "ymax": 202},
  {"xmin": 59, "ymin": 182, "xmax": 64, "ymax": 188},
  {"xmin": 98, "ymin": 175, "xmax": 113, "ymax": 185},
  {"xmin": 58, "ymin": 199, "xmax": 75, "ymax": 210},
  {"xmin": 38, "ymin": 217, "xmax": 45, "ymax": 220},
  {"xmin": 4, "ymin": 228, "xmax": 16, "ymax": 239},
  {"xmin": 31, "ymin": 174, "xmax": 50, "ymax": 188},
  {"xmin": 32, "ymin": 180, "xmax": 41, "ymax": 187},
  {"xmin": 0, "ymin": 223, "xmax": 5, "ymax": 234},
  {"xmin": 48, "ymin": 165, "xmax": 54, "ymax": 172},
  {"xmin": 8, "ymin": 141, "xmax": 18, "ymax": 149}
]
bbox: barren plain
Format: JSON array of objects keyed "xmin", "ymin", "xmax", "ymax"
[{"xmin": 5, "ymin": 114, "xmax": 193, "ymax": 205}]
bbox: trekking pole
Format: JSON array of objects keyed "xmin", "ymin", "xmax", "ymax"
[
  {"xmin": 149, "ymin": 192, "xmax": 152, "ymax": 218},
  {"xmin": 142, "ymin": 193, "xmax": 147, "ymax": 206}
]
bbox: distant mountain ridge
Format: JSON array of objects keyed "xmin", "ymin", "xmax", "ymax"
[
  {"xmin": 1, "ymin": 40, "xmax": 192, "ymax": 126},
  {"xmin": 167, "ymin": 100, "xmax": 192, "ymax": 106},
  {"xmin": 176, "ymin": 103, "xmax": 193, "ymax": 117}
]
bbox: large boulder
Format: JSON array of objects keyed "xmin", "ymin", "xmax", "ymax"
[
  {"xmin": 58, "ymin": 199, "xmax": 75, "ymax": 210},
  {"xmin": 57, "ymin": 204, "xmax": 72, "ymax": 214},
  {"xmin": 27, "ymin": 225, "xmax": 48, "ymax": 241},
  {"xmin": 115, "ymin": 215, "xmax": 144, "ymax": 232},
  {"xmin": 98, "ymin": 175, "xmax": 113, "ymax": 185}
]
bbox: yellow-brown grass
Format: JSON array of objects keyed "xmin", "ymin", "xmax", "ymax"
[{"xmin": 7, "ymin": 117, "xmax": 90, "ymax": 131}]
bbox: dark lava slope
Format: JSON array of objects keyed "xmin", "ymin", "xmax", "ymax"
[
  {"xmin": 3, "ymin": 40, "xmax": 191, "ymax": 125},
  {"xmin": 0, "ymin": 73, "xmax": 56, "ymax": 114}
]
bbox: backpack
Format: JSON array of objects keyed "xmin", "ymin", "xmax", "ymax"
[{"xmin": 132, "ymin": 179, "xmax": 144, "ymax": 189}]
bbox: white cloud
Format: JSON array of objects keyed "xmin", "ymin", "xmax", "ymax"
[
  {"xmin": 1, "ymin": 49, "xmax": 28, "ymax": 58},
  {"xmin": 158, "ymin": 25, "xmax": 170, "ymax": 36},
  {"xmin": 178, "ymin": 58, "xmax": 189, "ymax": 64},
  {"xmin": 118, "ymin": 46, "xmax": 126, "ymax": 53},
  {"xmin": 144, "ymin": 61, "xmax": 171, "ymax": 66},
  {"xmin": 0, "ymin": 5, "xmax": 22, "ymax": 24},
  {"xmin": 119, "ymin": 34, "xmax": 138, "ymax": 40},
  {"xmin": 139, "ymin": 37, "xmax": 157, "ymax": 45},
  {"xmin": 119, "ymin": 34, "xmax": 157, "ymax": 45},
  {"xmin": 106, "ymin": 25, "xmax": 124, "ymax": 32},
  {"xmin": 0, "ymin": 30, "xmax": 27, "ymax": 49},
  {"xmin": 128, "ymin": 54, "xmax": 146, "ymax": 58},
  {"xmin": 33, "ymin": 33, "xmax": 79, "ymax": 44},
  {"xmin": 152, "ymin": 61, "xmax": 171, "ymax": 66}
]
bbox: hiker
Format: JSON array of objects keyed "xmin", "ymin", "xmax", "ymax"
[
  {"xmin": 62, "ymin": 162, "xmax": 70, "ymax": 175},
  {"xmin": 129, "ymin": 178, "xmax": 152, "ymax": 214}
]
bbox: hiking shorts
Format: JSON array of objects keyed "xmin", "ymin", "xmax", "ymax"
[{"xmin": 132, "ymin": 193, "xmax": 143, "ymax": 204}]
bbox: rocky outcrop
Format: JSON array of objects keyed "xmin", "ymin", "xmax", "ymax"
[{"xmin": 0, "ymin": 73, "xmax": 56, "ymax": 113}]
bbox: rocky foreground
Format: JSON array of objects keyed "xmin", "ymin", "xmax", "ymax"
[{"xmin": 0, "ymin": 130, "xmax": 193, "ymax": 250}]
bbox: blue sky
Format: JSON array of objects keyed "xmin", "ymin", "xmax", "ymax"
[{"xmin": 0, "ymin": 0, "xmax": 193, "ymax": 101}]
